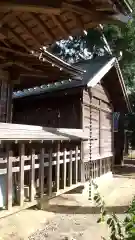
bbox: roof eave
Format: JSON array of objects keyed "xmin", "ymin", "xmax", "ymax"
[{"xmin": 114, "ymin": 59, "xmax": 132, "ymax": 113}]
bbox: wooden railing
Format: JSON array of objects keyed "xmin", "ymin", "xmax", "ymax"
[
  {"xmin": 0, "ymin": 123, "xmax": 88, "ymax": 212},
  {"xmin": 84, "ymin": 156, "xmax": 112, "ymax": 181}
]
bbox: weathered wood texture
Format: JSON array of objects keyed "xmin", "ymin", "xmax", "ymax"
[
  {"xmin": 0, "ymin": 139, "xmax": 81, "ymax": 211},
  {"xmin": 13, "ymin": 91, "xmax": 82, "ymax": 129},
  {"xmin": 0, "ymin": 123, "xmax": 87, "ymax": 141},
  {"xmin": 82, "ymin": 83, "xmax": 113, "ymax": 180},
  {"xmin": 0, "ymin": 80, "xmax": 9, "ymax": 122},
  {"xmin": 114, "ymin": 113, "xmax": 125, "ymax": 165}
]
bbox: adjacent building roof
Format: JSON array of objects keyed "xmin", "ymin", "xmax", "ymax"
[{"xmin": 13, "ymin": 56, "xmax": 131, "ymax": 112}]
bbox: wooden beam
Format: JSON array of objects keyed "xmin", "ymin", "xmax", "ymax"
[
  {"xmin": 0, "ymin": 1, "xmax": 62, "ymax": 14},
  {"xmin": 63, "ymin": 2, "xmax": 128, "ymax": 24},
  {"xmin": 6, "ymin": 144, "xmax": 12, "ymax": 210},
  {"xmin": 0, "ymin": 54, "xmax": 6, "ymax": 60},
  {"xmin": 13, "ymin": 14, "xmax": 42, "ymax": 47},
  {"xmin": 63, "ymin": 2, "xmax": 95, "ymax": 15},
  {"xmin": 0, "ymin": 46, "xmax": 31, "ymax": 57},
  {"xmin": 7, "ymin": 27, "xmax": 30, "ymax": 52},
  {"xmin": 29, "ymin": 148, "xmax": 35, "ymax": 202},
  {"xmin": 51, "ymin": 15, "xmax": 69, "ymax": 37},
  {"xmin": 0, "ymin": 12, "xmax": 13, "ymax": 23},
  {"xmin": 0, "ymin": 39, "xmax": 11, "ymax": 48},
  {"xmin": 0, "ymin": 61, "xmax": 36, "ymax": 71},
  {"xmin": 29, "ymin": 13, "xmax": 54, "ymax": 41},
  {"xmin": 19, "ymin": 143, "xmax": 25, "ymax": 207}
]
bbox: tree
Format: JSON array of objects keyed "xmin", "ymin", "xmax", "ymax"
[{"xmin": 103, "ymin": 4, "xmax": 135, "ymax": 92}]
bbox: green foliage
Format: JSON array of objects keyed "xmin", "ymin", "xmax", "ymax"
[
  {"xmin": 103, "ymin": 4, "xmax": 135, "ymax": 91},
  {"xmin": 90, "ymin": 181, "xmax": 135, "ymax": 240}
]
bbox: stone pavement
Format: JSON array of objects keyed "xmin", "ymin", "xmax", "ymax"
[{"xmin": 0, "ymin": 167, "xmax": 135, "ymax": 239}]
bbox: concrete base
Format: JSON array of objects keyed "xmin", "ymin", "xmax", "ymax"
[{"xmin": 82, "ymin": 172, "xmax": 113, "ymax": 201}]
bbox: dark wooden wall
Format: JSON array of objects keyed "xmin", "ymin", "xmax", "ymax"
[
  {"xmin": 13, "ymin": 89, "xmax": 82, "ymax": 129},
  {"xmin": 82, "ymin": 83, "xmax": 113, "ymax": 180},
  {"xmin": 0, "ymin": 80, "xmax": 9, "ymax": 122}
]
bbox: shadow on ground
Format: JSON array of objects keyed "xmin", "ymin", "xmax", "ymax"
[
  {"xmin": 30, "ymin": 164, "xmax": 135, "ymax": 216},
  {"xmin": 113, "ymin": 165, "xmax": 135, "ymax": 178},
  {"xmin": 39, "ymin": 204, "xmax": 129, "ymax": 215}
]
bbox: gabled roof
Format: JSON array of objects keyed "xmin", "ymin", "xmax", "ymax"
[{"xmin": 13, "ymin": 56, "xmax": 131, "ymax": 112}]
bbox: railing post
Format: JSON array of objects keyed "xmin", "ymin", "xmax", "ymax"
[
  {"xmin": 19, "ymin": 143, "xmax": 25, "ymax": 207},
  {"xmin": 29, "ymin": 148, "xmax": 35, "ymax": 202},
  {"xmin": 80, "ymin": 141, "xmax": 84, "ymax": 183},
  {"xmin": 6, "ymin": 143, "xmax": 13, "ymax": 210},
  {"xmin": 48, "ymin": 147, "xmax": 52, "ymax": 197},
  {"xmin": 73, "ymin": 145, "xmax": 78, "ymax": 184},
  {"xmin": 39, "ymin": 145, "xmax": 45, "ymax": 200},
  {"xmin": 61, "ymin": 148, "xmax": 66, "ymax": 189},
  {"xmin": 68, "ymin": 149, "xmax": 72, "ymax": 186},
  {"xmin": 55, "ymin": 142, "xmax": 60, "ymax": 193}
]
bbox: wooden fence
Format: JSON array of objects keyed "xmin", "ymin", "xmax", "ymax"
[
  {"xmin": 0, "ymin": 123, "xmax": 88, "ymax": 212},
  {"xmin": 0, "ymin": 140, "xmax": 82, "ymax": 210},
  {"xmin": 84, "ymin": 156, "xmax": 112, "ymax": 181}
]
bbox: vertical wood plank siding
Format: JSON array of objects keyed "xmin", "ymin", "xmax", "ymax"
[
  {"xmin": 0, "ymin": 80, "xmax": 8, "ymax": 122},
  {"xmin": 82, "ymin": 83, "xmax": 113, "ymax": 180}
]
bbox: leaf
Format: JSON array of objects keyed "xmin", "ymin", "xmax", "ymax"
[
  {"xmin": 97, "ymin": 218, "xmax": 102, "ymax": 223},
  {"xmin": 107, "ymin": 218, "xmax": 113, "ymax": 225},
  {"xmin": 125, "ymin": 223, "xmax": 134, "ymax": 232},
  {"xmin": 102, "ymin": 210, "xmax": 107, "ymax": 216},
  {"xmin": 124, "ymin": 216, "xmax": 131, "ymax": 223}
]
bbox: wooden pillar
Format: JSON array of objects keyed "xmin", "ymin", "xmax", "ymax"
[
  {"xmin": 68, "ymin": 149, "xmax": 72, "ymax": 186},
  {"xmin": 6, "ymin": 143, "xmax": 12, "ymax": 210},
  {"xmin": 48, "ymin": 148, "xmax": 52, "ymax": 197},
  {"xmin": 19, "ymin": 143, "xmax": 25, "ymax": 206},
  {"xmin": 39, "ymin": 145, "xmax": 44, "ymax": 199},
  {"xmin": 79, "ymin": 141, "xmax": 84, "ymax": 183},
  {"xmin": 73, "ymin": 145, "xmax": 78, "ymax": 184},
  {"xmin": 0, "ymin": 70, "xmax": 9, "ymax": 123},
  {"xmin": 55, "ymin": 142, "xmax": 60, "ymax": 192},
  {"xmin": 61, "ymin": 148, "xmax": 66, "ymax": 189},
  {"xmin": 6, "ymin": 82, "xmax": 13, "ymax": 123},
  {"xmin": 29, "ymin": 148, "xmax": 35, "ymax": 202}
]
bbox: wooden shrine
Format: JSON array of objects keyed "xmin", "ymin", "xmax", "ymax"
[
  {"xmin": 0, "ymin": 0, "xmax": 132, "ymax": 215},
  {"xmin": 13, "ymin": 56, "xmax": 131, "ymax": 182}
]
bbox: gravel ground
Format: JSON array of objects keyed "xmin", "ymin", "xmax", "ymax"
[{"xmin": 28, "ymin": 211, "xmax": 110, "ymax": 240}]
